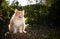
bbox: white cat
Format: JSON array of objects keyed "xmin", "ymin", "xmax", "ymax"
[{"xmin": 8, "ymin": 9, "xmax": 27, "ymax": 33}]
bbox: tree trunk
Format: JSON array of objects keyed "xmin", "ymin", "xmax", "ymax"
[
  {"xmin": 45, "ymin": 0, "xmax": 48, "ymax": 6},
  {"xmin": 5, "ymin": 32, "xmax": 30, "ymax": 39}
]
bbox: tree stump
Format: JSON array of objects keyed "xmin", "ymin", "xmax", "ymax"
[{"xmin": 5, "ymin": 32, "xmax": 30, "ymax": 39}]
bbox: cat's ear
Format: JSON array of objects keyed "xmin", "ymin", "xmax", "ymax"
[
  {"xmin": 15, "ymin": 9, "xmax": 18, "ymax": 13},
  {"xmin": 22, "ymin": 10, "xmax": 24, "ymax": 16}
]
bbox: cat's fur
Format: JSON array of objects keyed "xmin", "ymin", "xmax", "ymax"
[{"xmin": 8, "ymin": 9, "xmax": 27, "ymax": 33}]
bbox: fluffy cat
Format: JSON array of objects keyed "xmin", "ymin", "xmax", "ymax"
[{"xmin": 8, "ymin": 9, "xmax": 27, "ymax": 33}]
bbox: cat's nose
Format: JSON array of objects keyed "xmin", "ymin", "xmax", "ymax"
[{"xmin": 19, "ymin": 16, "xmax": 21, "ymax": 18}]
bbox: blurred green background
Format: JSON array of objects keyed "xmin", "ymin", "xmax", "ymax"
[{"xmin": 0, "ymin": 0, "xmax": 60, "ymax": 39}]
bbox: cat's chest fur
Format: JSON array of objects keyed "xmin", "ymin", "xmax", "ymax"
[{"xmin": 13, "ymin": 17, "xmax": 24, "ymax": 26}]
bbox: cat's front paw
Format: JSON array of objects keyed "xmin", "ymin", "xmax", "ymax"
[{"xmin": 23, "ymin": 31, "xmax": 27, "ymax": 33}]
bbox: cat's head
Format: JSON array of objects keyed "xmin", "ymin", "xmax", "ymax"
[{"xmin": 15, "ymin": 9, "xmax": 24, "ymax": 17}]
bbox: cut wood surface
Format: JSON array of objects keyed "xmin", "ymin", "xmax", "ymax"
[{"xmin": 5, "ymin": 32, "xmax": 31, "ymax": 39}]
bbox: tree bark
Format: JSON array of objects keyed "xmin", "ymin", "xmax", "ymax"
[{"xmin": 5, "ymin": 32, "xmax": 30, "ymax": 39}]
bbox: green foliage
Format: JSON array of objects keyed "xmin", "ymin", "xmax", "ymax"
[{"xmin": 0, "ymin": 0, "xmax": 15, "ymax": 39}]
